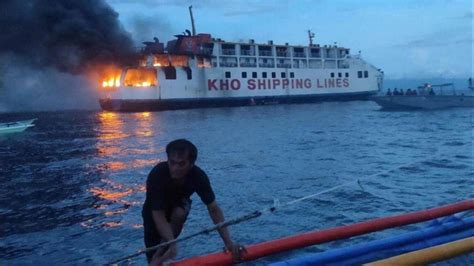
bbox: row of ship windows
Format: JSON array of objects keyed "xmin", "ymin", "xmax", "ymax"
[
  {"xmin": 225, "ymin": 72, "xmax": 353, "ymax": 79},
  {"xmin": 226, "ymin": 72, "xmax": 296, "ymax": 79},
  {"xmin": 214, "ymin": 61, "xmax": 349, "ymax": 69},
  {"xmin": 156, "ymin": 68, "xmax": 366, "ymax": 80}
]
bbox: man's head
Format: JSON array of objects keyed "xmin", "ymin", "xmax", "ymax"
[{"xmin": 166, "ymin": 139, "xmax": 198, "ymax": 180}]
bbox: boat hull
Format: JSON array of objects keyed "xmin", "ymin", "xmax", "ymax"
[
  {"xmin": 0, "ymin": 119, "xmax": 36, "ymax": 134},
  {"xmin": 99, "ymin": 91, "xmax": 376, "ymax": 112},
  {"xmin": 371, "ymin": 95, "xmax": 474, "ymax": 110}
]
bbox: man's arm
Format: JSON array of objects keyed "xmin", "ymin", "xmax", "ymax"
[
  {"xmin": 207, "ymin": 201, "xmax": 246, "ymax": 262},
  {"xmin": 206, "ymin": 201, "xmax": 233, "ymax": 248},
  {"xmin": 152, "ymin": 210, "xmax": 175, "ymax": 243},
  {"xmin": 150, "ymin": 210, "xmax": 177, "ymax": 263}
]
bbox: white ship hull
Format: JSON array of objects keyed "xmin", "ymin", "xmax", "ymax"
[{"xmin": 99, "ymin": 34, "xmax": 383, "ymax": 112}]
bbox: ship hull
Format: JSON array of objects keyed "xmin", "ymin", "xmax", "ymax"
[{"xmin": 100, "ymin": 91, "xmax": 376, "ymax": 112}]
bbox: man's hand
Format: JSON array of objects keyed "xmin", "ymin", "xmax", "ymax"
[
  {"xmin": 225, "ymin": 242, "xmax": 247, "ymax": 263},
  {"xmin": 149, "ymin": 244, "xmax": 177, "ymax": 266}
]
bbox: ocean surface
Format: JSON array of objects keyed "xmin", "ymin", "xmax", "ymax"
[{"xmin": 1, "ymin": 101, "xmax": 473, "ymax": 265}]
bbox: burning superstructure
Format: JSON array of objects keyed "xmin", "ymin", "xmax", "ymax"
[{"xmin": 99, "ymin": 7, "xmax": 383, "ymax": 112}]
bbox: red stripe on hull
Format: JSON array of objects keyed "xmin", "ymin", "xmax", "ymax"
[{"xmin": 171, "ymin": 199, "xmax": 474, "ymax": 266}]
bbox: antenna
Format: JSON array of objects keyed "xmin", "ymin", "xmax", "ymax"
[
  {"xmin": 189, "ymin": 6, "xmax": 196, "ymax": 36},
  {"xmin": 308, "ymin": 30, "xmax": 315, "ymax": 46}
]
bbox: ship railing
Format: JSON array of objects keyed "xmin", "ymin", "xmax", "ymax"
[
  {"xmin": 276, "ymin": 52, "xmax": 289, "ymax": 57},
  {"xmin": 293, "ymin": 52, "xmax": 306, "ymax": 58},
  {"xmin": 310, "ymin": 53, "xmax": 321, "ymax": 58},
  {"xmin": 201, "ymin": 48, "xmax": 213, "ymax": 55},
  {"xmin": 219, "ymin": 62, "xmax": 238, "ymax": 67},
  {"xmin": 293, "ymin": 64, "xmax": 307, "ymax": 69},
  {"xmin": 259, "ymin": 63, "xmax": 275, "ymax": 68},
  {"xmin": 221, "ymin": 49, "xmax": 236, "ymax": 55},
  {"xmin": 240, "ymin": 62, "xmax": 257, "ymax": 67},
  {"xmin": 259, "ymin": 51, "xmax": 273, "ymax": 56},
  {"xmin": 337, "ymin": 62, "xmax": 350, "ymax": 69},
  {"xmin": 241, "ymin": 50, "xmax": 255, "ymax": 56},
  {"xmin": 277, "ymin": 63, "xmax": 292, "ymax": 68}
]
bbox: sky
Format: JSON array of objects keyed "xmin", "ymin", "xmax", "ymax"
[{"xmin": 107, "ymin": 0, "xmax": 473, "ymax": 79}]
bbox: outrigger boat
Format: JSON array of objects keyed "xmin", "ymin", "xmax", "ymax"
[
  {"xmin": 170, "ymin": 200, "xmax": 473, "ymax": 266},
  {"xmin": 372, "ymin": 80, "xmax": 474, "ymax": 110},
  {"xmin": 0, "ymin": 119, "xmax": 36, "ymax": 134},
  {"xmin": 108, "ymin": 197, "xmax": 473, "ymax": 265}
]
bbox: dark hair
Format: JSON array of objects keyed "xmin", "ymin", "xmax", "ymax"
[{"xmin": 166, "ymin": 139, "xmax": 198, "ymax": 163}]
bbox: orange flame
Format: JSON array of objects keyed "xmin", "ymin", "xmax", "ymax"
[
  {"xmin": 99, "ymin": 65, "xmax": 122, "ymax": 89},
  {"xmin": 124, "ymin": 68, "xmax": 157, "ymax": 87}
]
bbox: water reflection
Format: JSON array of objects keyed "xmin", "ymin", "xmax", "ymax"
[
  {"xmin": 90, "ymin": 111, "xmax": 162, "ymax": 229},
  {"xmin": 97, "ymin": 112, "xmax": 129, "ymax": 140},
  {"xmin": 134, "ymin": 112, "xmax": 154, "ymax": 138},
  {"xmin": 96, "ymin": 112, "xmax": 128, "ymax": 156}
]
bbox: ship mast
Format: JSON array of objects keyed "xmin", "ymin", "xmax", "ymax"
[
  {"xmin": 189, "ymin": 5, "xmax": 196, "ymax": 36},
  {"xmin": 308, "ymin": 30, "xmax": 315, "ymax": 46}
]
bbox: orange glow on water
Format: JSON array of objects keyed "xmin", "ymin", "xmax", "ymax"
[
  {"xmin": 89, "ymin": 187, "xmax": 134, "ymax": 202},
  {"xmin": 104, "ymin": 161, "xmax": 127, "ymax": 171},
  {"xmin": 103, "ymin": 221, "xmax": 122, "ymax": 228}
]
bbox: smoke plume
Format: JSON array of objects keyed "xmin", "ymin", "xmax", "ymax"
[
  {"xmin": 0, "ymin": 0, "xmax": 136, "ymax": 111},
  {"xmin": 0, "ymin": 0, "xmax": 135, "ymax": 73}
]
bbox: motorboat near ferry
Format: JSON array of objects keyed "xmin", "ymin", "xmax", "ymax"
[
  {"xmin": 0, "ymin": 119, "xmax": 36, "ymax": 134},
  {"xmin": 99, "ymin": 7, "xmax": 383, "ymax": 112},
  {"xmin": 372, "ymin": 80, "xmax": 474, "ymax": 110}
]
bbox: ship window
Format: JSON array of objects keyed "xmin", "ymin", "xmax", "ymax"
[
  {"xmin": 242, "ymin": 72, "xmax": 247, "ymax": 78},
  {"xmin": 290, "ymin": 72, "xmax": 294, "ymax": 78},
  {"xmin": 272, "ymin": 72, "xmax": 276, "ymax": 78},
  {"xmin": 281, "ymin": 72, "xmax": 286, "ymax": 78},
  {"xmin": 345, "ymin": 72, "xmax": 349, "ymax": 77},
  {"xmin": 252, "ymin": 72, "xmax": 257, "ymax": 78},
  {"xmin": 124, "ymin": 68, "xmax": 157, "ymax": 86},
  {"xmin": 330, "ymin": 72, "xmax": 335, "ymax": 78},
  {"xmin": 358, "ymin": 71, "xmax": 363, "ymax": 78},
  {"xmin": 338, "ymin": 72, "xmax": 342, "ymax": 78},
  {"xmin": 225, "ymin": 71, "xmax": 231, "ymax": 78},
  {"xmin": 170, "ymin": 55, "xmax": 188, "ymax": 67},
  {"xmin": 163, "ymin": 66, "xmax": 176, "ymax": 80},
  {"xmin": 364, "ymin": 71, "xmax": 369, "ymax": 78},
  {"xmin": 262, "ymin": 72, "xmax": 267, "ymax": 78},
  {"xmin": 184, "ymin": 67, "xmax": 192, "ymax": 80}
]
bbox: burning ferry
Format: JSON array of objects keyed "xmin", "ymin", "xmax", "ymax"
[{"xmin": 99, "ymin": 9, "xmax": 383, "ymax": 112}]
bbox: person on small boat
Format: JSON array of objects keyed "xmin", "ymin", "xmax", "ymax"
[
  {"xmin": 142, "ymin": 139, "xmax": 245, "ymax": 265},
  {"xmin": 386, "ymin": 88, "xmax": 392, "ymax": 96},
  {"xmin": 393, "ymin": 88, "xmax": 400, "ymax": 95},
  {"xmin": 428, "ymin": 88, "xmax": 436, "ymax": 96},
  {"xmin": 406, "ymin": 89, "xmax": 412, "ymax": 96}
]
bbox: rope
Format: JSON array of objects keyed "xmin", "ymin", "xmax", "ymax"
[
  {"xmin": 106, "ymin": 155, "xmax": 439, "ymax": 265},
  {"xmin": 106, "ymin": 211, "xmax": 263, "ymax": 265}
]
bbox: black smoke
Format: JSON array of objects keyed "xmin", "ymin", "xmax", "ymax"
[
  {"xmin": 0, "ymin": 0, "xmax": 139, "ymax": 111},
  {"xmin": 0, "ymin": 0, "xmax": 136, "ymax": 73}
]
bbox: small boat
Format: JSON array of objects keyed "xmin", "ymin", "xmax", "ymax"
[
  {"xmin": 0, "ymin": 119, "xmax": 37, "ymax": 134},
  {"xmin": 372, "ymin": 82, "xmax": 474, "ymax": 110}
]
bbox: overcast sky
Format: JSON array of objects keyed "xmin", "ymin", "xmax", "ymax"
[{"xmin": 107, "ymin": 0, "xmax": 473, "ymax": 79}]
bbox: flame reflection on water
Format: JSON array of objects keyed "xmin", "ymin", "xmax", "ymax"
[{"xmin": 87, "ymin": 111, "xmax": 162, "ymax": 229}]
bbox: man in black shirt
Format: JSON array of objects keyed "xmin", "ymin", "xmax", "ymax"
[{"xmin": 142, "ymin": 139, "xmax": 245, "ymax": 265}]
